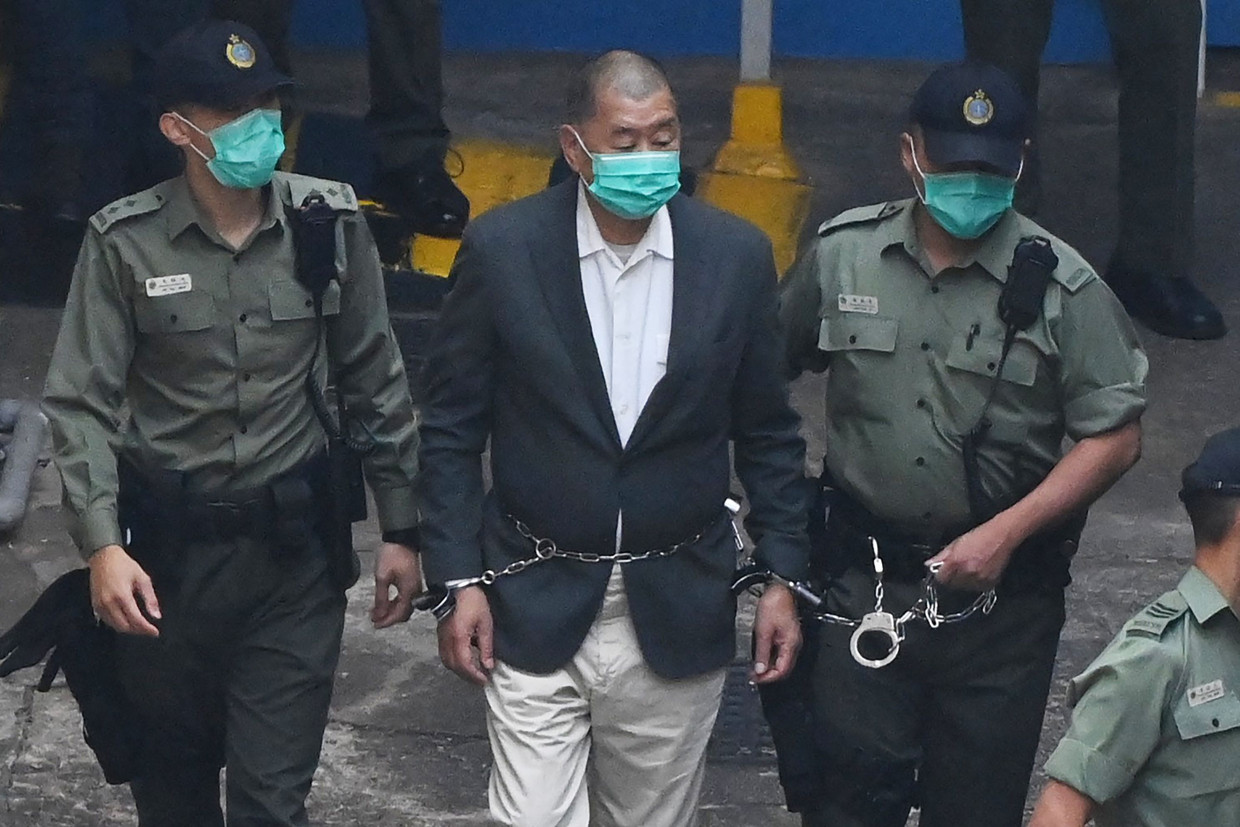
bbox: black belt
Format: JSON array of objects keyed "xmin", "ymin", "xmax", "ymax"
[
  {"xmin": 817, "ymin": 484, "xmax": 1082, "ymax": 592},
  {"xmin": 118, "ymin": 452, "xmax": 331, "ymax": 548}
]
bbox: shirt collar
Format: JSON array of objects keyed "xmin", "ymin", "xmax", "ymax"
[
  {"xmin": 1178, "ymin": 566, "xmax": 1236, "ymax": 624},
  {"xmin": 164, "ymin": 175, "xmax": 283, "ymax": 248},
  {"xmin": 880, "ymin": 198, "xmax": 1021, "ymax": 283},
  {"xmin": 575, "ymin": 180, "xmax": 674, "ymax": 264}
]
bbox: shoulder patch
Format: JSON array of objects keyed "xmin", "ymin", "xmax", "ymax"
[
  {"xmin": 1124, "ymin": 590, "xmax": 1189, "ymax": 639},
  {"xmin": 1050, "ymin": 264, "xmax": 1093, "ymax": 294},
  {"xmin": 89, "ymin": 189, "xmax": 167, "ymax": 233},
  {"xmin": 278, "ymin": 172, "xmax": 358, "ymax": 213},
  {"xmin": 817, "ymin": 201, "xmax": 905, "ymax": 236}
]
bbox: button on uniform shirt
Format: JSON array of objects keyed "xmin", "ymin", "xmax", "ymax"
[
  {"xmin": 778, "ymin": 199, "xmax": 1148, "ymax": 535},
  {"xmin": 1044, "ymin": 566, "xmax": 1240, "ymax": 827},
  {"xmin": 43, "ymin": 172, "xmax": 421, "ymax": 555},
  {"xmin": 576, "ymin": 181, "xmax": 674, "ymax": 548}
]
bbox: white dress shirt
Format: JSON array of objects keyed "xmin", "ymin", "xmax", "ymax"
[{"xmin": 576, "ymin": 182, "xmax": 675, "ymax": 549}]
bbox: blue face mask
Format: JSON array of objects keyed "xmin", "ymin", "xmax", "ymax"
[
  {"xmin": 911, "ymin": 148, "xmax": 1020, "ymax": 240},
  {"xmin": 176, "ymin": 108, "xmax": 285, "ymax": 190},
  {"xmin": 571, "ymin": 128, "xmax": 680, "ymax": 220}
]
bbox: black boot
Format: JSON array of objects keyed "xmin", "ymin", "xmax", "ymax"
[
  {"xmin": 374, "ymin": 148, "xmax": 469, "ymax": 239},
  {"xmin": 1104, "ymin": 262, "xmax": 1226, "ymax": 341}
]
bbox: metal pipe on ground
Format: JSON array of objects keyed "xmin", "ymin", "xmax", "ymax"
[{"xmin": 0, "ymin": 399, "xmax": 49, "ymax": 534}]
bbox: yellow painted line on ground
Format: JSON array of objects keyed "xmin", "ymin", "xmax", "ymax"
[{"xmin": 1212, "ymin": 91, "xmax": 1240, "ymax": 108}]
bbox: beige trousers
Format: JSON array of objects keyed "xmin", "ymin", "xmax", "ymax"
[{"xmin": 485, "ymin": 565, "xmax": 728, "ymax": 827}]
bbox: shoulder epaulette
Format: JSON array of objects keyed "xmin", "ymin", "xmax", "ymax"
[
  {"xmin": 817, "ymin": 201, "xmax": 905, "ymax": 236},
  {"xmin": 89, "ymin": 188, "xmax": 167, "ymax": 233},
  {"xmin": 278, "ymin": 172, "xmax": 358, "ymax": 213},
  {"xmin": 1124, "ymin": 590, "xmax": 1189, "ymax": 639}
]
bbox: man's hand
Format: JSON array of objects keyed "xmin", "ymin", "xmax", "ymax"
[
  {"xmin": 88, "ymin": 544, "xmax": 161, "ymax": 637},
  {"xmin": 751, "ymin": 583, "xmax": 801, "ymax": 684},
  {"xmin": 926, "ymin": 517, "xmax": 1020, "ymax": 592},
  {"xmin": 371, "ymin": 543, "xmax": 424, "ymax": 628},
  {"xmin": 437, "ymin": 585, "xmax": 494, "ymax": 686}
]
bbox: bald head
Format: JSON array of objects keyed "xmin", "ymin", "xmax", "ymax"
[{"xmin": 566, "ymin": 50, "xmax": 673, "ymax": 124}]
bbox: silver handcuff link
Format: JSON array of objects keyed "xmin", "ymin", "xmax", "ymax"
[{"xmin": 816, "ymin": 538, "xmax": 998, "ymax": 670}]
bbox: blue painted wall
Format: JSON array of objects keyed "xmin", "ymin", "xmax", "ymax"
[{"xmin": 92, "ymin": 0, "xmax": 1239, "ymax": 59}]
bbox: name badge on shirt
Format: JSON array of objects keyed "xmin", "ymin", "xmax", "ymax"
[
  {"xmin": 1188, "ymin": 680, "xmax": 1225, "ymax": 707},
  {"xmin": 145, "ymin": 274, "xmax": 193, "ymax": 297},
  {"xmin": 838, "ymin": 294, "xmax": 878, "ymax": 315}
]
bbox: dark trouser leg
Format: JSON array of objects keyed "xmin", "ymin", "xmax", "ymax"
[
  {"xmin": 12, "ymin": 0, "xmax": 91, "ymax": 215},
  {"xmin": 1098, "ymin": 0, "xmax": 1222, "ymax": 338},
  {"xmin": 223, "ymin": 542, "xmax": 345, "ymax": 827},
  {"xmin": 959, "ymin": 0, "xmax": 1054, "ymax": 213},
  {"xmin": 361, "ymin": 0, "xmax": 449, "ymax": 169},
  {"xmin": 120, "ymin": 534, "xmax": 344, "ymax": 827},
  {"xmin": 1101, "ymin": 0, "xmax": 1199, "ymax": 279},
  {"xmin": 798, "ymin": 572, "xmax": 923, "ymax": 827},
  {"xmin": 916, "ymin": 588, "xmax": 1066, "ymax": 827}
]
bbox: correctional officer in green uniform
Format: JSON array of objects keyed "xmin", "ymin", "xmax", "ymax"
[
  {"xmin": 960, "ymin": 0, "xmax": 1224, "ymax": 341},
  {"xmin": 42, "ymin": 20, "xmax": 422, "ymax": 827},
  {"xmin": 776, "ymin": 63, "xmax": 1147, "ymax": 827},
  {"xmin": 1030, "ymin": 427, "xmax": 1240, "ymax": 827}
]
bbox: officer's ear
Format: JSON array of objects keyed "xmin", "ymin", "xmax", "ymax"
[{"xmin": 159, "ymin": 111, "xmax": 197, "ymax": 149}]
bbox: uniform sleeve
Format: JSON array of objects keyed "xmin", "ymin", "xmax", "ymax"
[
  {"xmin": 777, "ymin": 238, "xmax": 829, "ymax": 377},
  {"xmin": 1043, "ymin": 631, "xmax": 1180, "ymax": 803},
  {"xmin": 42, "ymin": 229, "xmax": 135, "ymax": 557},
  {"xmin": 1054, "ymin": 278, "xmax": 1148, "ymax": 440},
  {"xmin": 329, "ymin": 212, "xmax": 421, "ymax": 533}
]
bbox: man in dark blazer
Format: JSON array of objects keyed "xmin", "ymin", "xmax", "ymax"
[{"xmin": 419, "ymin": 50, "xmax": 809, "ymax": 826}]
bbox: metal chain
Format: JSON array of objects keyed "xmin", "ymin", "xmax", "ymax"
[
  {"xmin": 809, "ymin": 537, "xmax": 998, "ymax": 635},
  {"xmin": 465, "ymin": 516, "xmax": 705, "ymax": 586}
]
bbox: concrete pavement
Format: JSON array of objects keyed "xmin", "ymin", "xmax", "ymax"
[{"xmin": 2, "ymin": 49, "xmax": 1240, "ymax": 824}]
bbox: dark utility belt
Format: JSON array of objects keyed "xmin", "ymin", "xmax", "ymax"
[
  {"xmin": 117, "ymin": 452, "xmax": 332, "ymax": 553},
  {"xmin": 813, "ymin": 481, "xmax": 1084, "ymax": 593}
]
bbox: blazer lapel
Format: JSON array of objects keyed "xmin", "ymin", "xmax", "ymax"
[
  {"xmin": 531, "ymin": 182, "xmax": 622, "ymax": 447},
  {"xmin": 627, "ymin": 195, "xmax": 712, "ymax": 449}
]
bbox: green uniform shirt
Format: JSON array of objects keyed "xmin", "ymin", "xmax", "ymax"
[
  {"xmin": 1045, "ymin": 567, "xmax": 1240, "ymax": 827},
  {"xmin": 43, "ymin": 172, "xmax": 420, "ymax": 555},
  {"xmin": 779, "ymin": 200, "xmax": 1147, "ymax": 534}
]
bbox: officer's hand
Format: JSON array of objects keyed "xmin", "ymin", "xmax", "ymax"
[
  {"xmin": 438, "ymin": 585, "xmax": 494, "ymax": 686},
  {"xmin": 927, "ymin": 518, "xmax": 1019, "ymax": 592},
  {"xmin": 371, "ymin": 542, "xmax": 424, "ymax": 628},
  {"xmin": 751, "ymin": 583, "xmax": 801, "ymax": 684},
  {"xmin": 88, "ymin": 544, "xmax": 161, "ymax": 637}
]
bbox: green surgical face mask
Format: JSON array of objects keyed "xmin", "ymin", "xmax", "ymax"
[
  {"xmin": 175, "ymin": 108, "xmax": 285, "ymax": 190},
  {"xmin": 911, "ymin": 148, "xmax": 1020, "ymax": 240},
  {"xmin": 571, "ymin": 128, "xmax": 680, "ymax": 220}
]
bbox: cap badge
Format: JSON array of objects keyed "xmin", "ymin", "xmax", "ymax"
[
  {"xmin": 226, "ymin": 34, "xmax": 256, "ymax": 70},
  {"xmin": 963, "ymin": 90, "xmax": 994, "ymax": 126}
]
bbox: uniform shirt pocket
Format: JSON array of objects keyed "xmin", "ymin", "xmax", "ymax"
[
  {"xmin": 268, "ymin": 279, "xmax": 342, "ymax": 321},
  {"xmin": 817, "ymin": 314, "xmax": 898, "ymax": 353},
  {"xmin": 945, "ymin": 334, "xmax": 1038, "ymax": 387},
  {"xmin": 133, "ymin": 290, "xmax": 216, "ymax": 334},
  {"xmin": 1172, "ymin": 691, "xmax": 1240, "ymax": 793}
]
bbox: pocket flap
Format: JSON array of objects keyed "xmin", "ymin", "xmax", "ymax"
[
  {"xmin": 1175, "ymin": 691, "xmax": 1240, "ymax": 740},
  {"xmin": 134, "ymin": 290, "xmax": 215, "ymax": 333},
  {"xmin": 269, "ymin": 280, "xmax": 341, "ymax": 321},
  {"xmin": 945, "ymin": 335, "xmax": 1038, "ymax": 387},
  {"xmin": 818, "ymin": 315, "xmax": 898, "ymax": 353}
]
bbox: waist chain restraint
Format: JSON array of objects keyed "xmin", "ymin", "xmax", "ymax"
[
  {"xmin": 414, "ymin": 509, "xmax": 719, "ymax": 621},
  {"xmin": 731, "ymin": 537, "xmax": 998, "ymax": 669}
]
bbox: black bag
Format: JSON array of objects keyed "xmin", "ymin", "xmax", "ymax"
[{"xmin": 0, "ymin": 569, "xmax": 143, "ymax": 784}]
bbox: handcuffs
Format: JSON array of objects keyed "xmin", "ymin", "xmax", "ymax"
[
  {"xmin": 732, "ymin": 539, "xmax": 997, "ymax": 670},
  {"xmin": 416, "ymin": 502, "xmax": 999, "ymax": 670}
]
